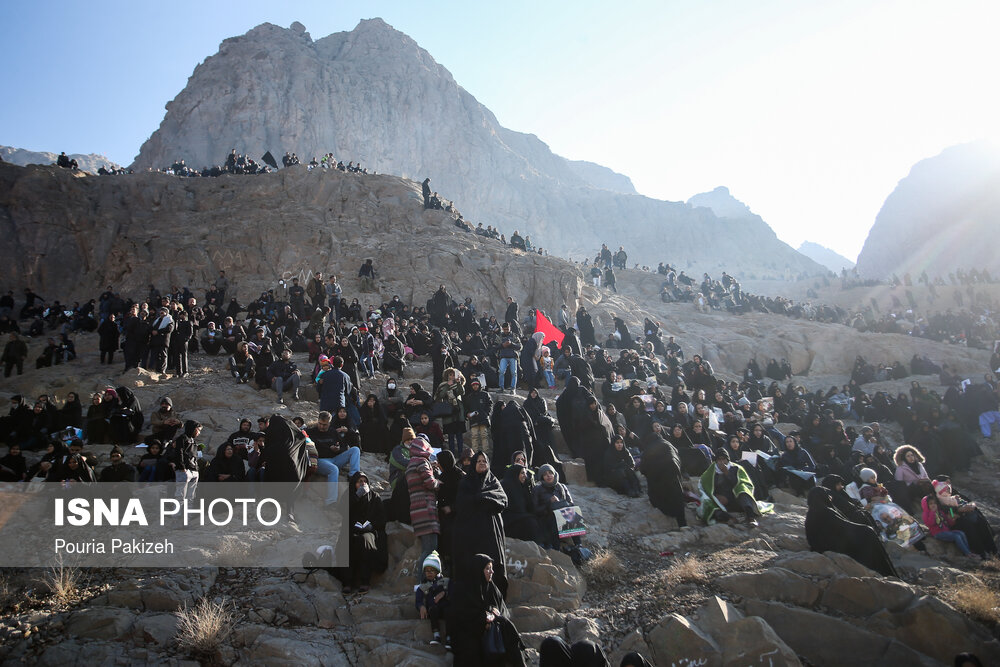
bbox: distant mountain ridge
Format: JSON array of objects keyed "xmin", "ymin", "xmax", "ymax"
[
  {"xmin": 130, "ymin": 19, "xmax": 826, "ymax": 278},
  {"xmin": 1, "ymin": 146, "xmax": 120, "ymax": 174},
  {"xmin": 855, "ymin": 141, "xmax": 1000, "ymax": 278},
  {"xmin": 797, "ymin": 242, "xmax": 854, "ymax": 273}
]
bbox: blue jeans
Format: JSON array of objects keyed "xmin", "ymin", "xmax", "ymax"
[
  {"xmin": 935, "ymin": 530, "xmax": 972, "ymax": 556},
  {"xmin": 360, "ymin": 356, "xmax": 375, "ymax": 378},
  {"xmin": 543, "ymin": 369, "xmax": 556, "ymax": 388},
  {"xmin": 499, "ymin": 357, "xmax": 517, "ymax": 390},
  {"xmin": 316, "ymin": 447, "xmax": 361, "ymax": 503},
  {"xmin": 555, "ymin": 368, "xmax": 572, "ymax": 387}
]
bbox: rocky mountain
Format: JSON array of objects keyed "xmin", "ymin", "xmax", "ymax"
[
  {"xmin": 797, "ymin": 241, "xmax": 854, "ymax": 273},
  {"xmin": 855, "ymin": 141, "xmax": 1000, "ymax": 278},
  {"xmin": 562, "ymin": 159, "xmax": 636, "ymax": 194},
  {"xmin": 130, "ymin": 19, "xmax": 825, "ymax": 278},
  {"xmin": 0, "ymin": 145, "xmax": 121, "ymax": 174},
  {"xmin": 0, "ymin": 162, "xmax": 579, "ymax": 318},
  {"xmin": 687, "ymin": 186, "xmax": 754, "ymax": 220}
]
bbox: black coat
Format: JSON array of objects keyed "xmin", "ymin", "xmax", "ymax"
[
  {"xmin": 453, "ymin": 454, "xmax": 509, "ymax": 598},
  {"xmin": 640, "ymin": 433, "xmax": 686, "ymax": 522},
  {"xmin": 449, "ymin": 553, "xmax": 525, "ymax": 667},
  {"xmin": 262, "ymin": 416, "xmax": 311, "ymax": 483},
  {"xmin": 493, "ymin": 402, "xmax": 535, "ymax": 473},
  {"xmin": 97, "ymin": 318, "xmax": 120, "ymax": 352},
  {"xmin": 805, "ymin": 486, "xmax": 898, "ymax": 578}
]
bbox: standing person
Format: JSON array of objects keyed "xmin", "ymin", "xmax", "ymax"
[
  {"xmin": 2, "ymin": 333, "xmax": 27, "ymax": 377},
  {"xmin": 214, "ymin": 270, "xmax": 229, "ymax": 304},
  {"xmin": 166, "ymin": 420, "xmax": 201, "ymax": 501},
  {"xmin": 288, "ymin": 278, "xmax": 306, "ymax": 319},
  {"xmin": 147, "ymin": 307, "xmax": 174, "ymax": 373},
  {"xmin": 262, "ymin": 415, "xmax": 313, "ymax": 524},
  {"xmin": 604, "ymin": 266, "xmax": 617, "ymax": 293},
  {"xmin": 498, "ymin": 325, "xmax": 521, "ymax": 394},
  {"xmin": 504, "ymin": 296, "xmax": 519, "ymax": 326},
  {"xmin": 97, "ymin": 314, "xmax": 120, "ymax": 365},
  {"xmin": 453, "ymin": 452, "xmax": 509, "ymax": 598},
  {"xmin": 422, "ymin": 177, "xmax": 432, "ymax": 208},
  {"xmin": 407, "ymin": 436, "xmax": 441, "ymax": 575},
  {"xmin": 307, "ymin": 272, "xmax": 326, "ymax": 313},
  {"xmin": 170, "ymin": 310, "xmax": 194, "ymax": 377},
  {"xmin": 463, "ymin": 379, "xmax": 493, "ymax": 456},
  {"xmin": 435, "ymin": 368, "xmax": 466, "ymax": 454},
  {"xmin": 121, "ymin": 304, "xmax": 149, "ymax": 371},
  {"xmin": 449, "ymin": 554, "xmax": 526, "ymax": 667}
]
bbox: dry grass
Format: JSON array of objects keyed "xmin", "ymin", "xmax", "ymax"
[
  {"xmin": 42, "ymin": 561, "xmax": 82, "ymax": 603},
  {"xmin": 665, "ymin": 555, "xmax": 708, "ymax": 586},
  {"xmin": 949, "ymin": 582, "xmax": 1000, "ymax": 625},
  {"xmin": 176, "ymin": 598, "xmax": 236, "ymax": 659},
  {"xmin": 0, "ymin": 573, "xmax": 11, "ymax": 609},
  {"xmin": 584, "ymin": 548, "xmax": 625, "ymax": 586}
]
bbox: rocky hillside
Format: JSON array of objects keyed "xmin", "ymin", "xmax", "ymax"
[
  {"xmin": 0, "ymin": 146, "xmax": 121, "ymax": 175},
  {"xmin": 797, "ymin": 241, "xmax": 854, "ymax": 273},
  {"xmin": 0, "ymin": 162, "xmax": 579, "ymax": 317},
  {"xmin": 855, "ymin": 141, "xmax": 1000, "ymax": 278},
  {"xmin": 129, "ymin": 19, "xmax": 825, "ymax": 278}
]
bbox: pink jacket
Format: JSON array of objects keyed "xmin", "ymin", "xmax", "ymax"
[
  {"xmin": 894, "ymin": 462, "xmax": 929, "ymax": 485},
  {"xmin": 921, "ymin": 496, "xmax": 955, "ymax": 537}
]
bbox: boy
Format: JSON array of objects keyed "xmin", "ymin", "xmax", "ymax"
[{"xmin": 415, "ymin": 551, "xmax": 450, "ymax": 648}]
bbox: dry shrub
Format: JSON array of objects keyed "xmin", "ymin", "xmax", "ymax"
[
  {"xmin": 949, "ymin": 582, "xmax": 1000, "ymax": 625},
  {"xmin": 0, "ymin": 573, "xmax": 10, "ymax": 609},
  {"xmin": 665, "ymin": 555, "xmax": 708, "ymax": 586},
  {"xmin": 42, "ymin": 561, "xmax": 82, "ymax": 603},
  {"xmin": 176, "ymin": 598, "xmax": 236, "ymax": 659},
  {"xmin": 585, "ymin": 548, "xmax": 625, "ymax": 585}
]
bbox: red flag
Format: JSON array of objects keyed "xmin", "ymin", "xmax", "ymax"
[{"xmin": 534, "ymin": 310, "xmax": 565, "ymax": 349}]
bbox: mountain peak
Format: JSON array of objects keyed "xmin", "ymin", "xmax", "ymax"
[{"xmin": 687, "ymin": 186, "xmax": 754, "ymax": 220}]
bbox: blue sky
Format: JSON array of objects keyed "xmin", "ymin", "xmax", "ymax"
[{"xmin": 3, "ymin": 1, "xmax": 1000, "ymax": 260}]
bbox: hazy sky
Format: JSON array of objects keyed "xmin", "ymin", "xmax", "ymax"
[{"xmin": 3, "ymin": 1, "xmax": 999, "ymax": 261}]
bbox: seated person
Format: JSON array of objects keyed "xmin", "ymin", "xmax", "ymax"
[
  {"xmin": 137, "ymin": 440, "xmax": 172, "ymax": 482},
  {"xmin": 306, "ymin": 411, "xmax": 361, "ymax": 505},
  {"xmin": 0, "ymin": 443, "xmax": 27, "ymax": 481},
  {"xmin": 501, "ymin": 464, "xmax": 543, "ymax": 544},
  {"xmin": 416, "ymin": 551, "xmax": 451, "ymax": 647},
  {"xmin": 698, "ymin": 448, "xmax": 772, "ymax": 527},
  {"xmin": 150, "ymin": 397, "xmax": 182, "ymax": 442},
  {"xmin": 206, "ymin": 443, "xmax": 246, "ymax": 482},
  {"xmin": 228, "ymin": 341, "xmax": 256, "ymax": 383},
  {"xmin": 531, "ymin": 464, "xmax": 580, "ymax": 550},
  {"xmin": 99, "ymin": 445, "xmax": 137, "ymax": 482}
]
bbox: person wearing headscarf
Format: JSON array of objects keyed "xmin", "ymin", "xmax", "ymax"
[
  {"xmin": 406, "ymin": 435, "xmax": 441, "ymax": 575},
  {"xmin": 724, "ymin": 434, "xmax": 772, "ymax": 501},
  {"xmin": 856, "ymin": 467, "xmax": 924, "ymax": 547},
  {"xmin": 358, "ymin": 393, "xmax": 390, "ymax": 454},
  {"xmin": 555, "ymin": 376, "xmax": 585, "ymax": 458},
  {"xmin": 25, "ymin": 440, "xmax": 68, "ymax": 482},
  {"xmin": 448, "ymin": 554, "xmax": 526, "ymax": 667},
  {"xmin": 620, "ymin": 651, "xmax": 654, "ymax": 667},
  {"xmin": 805, "ymin": 486, "xmax": 898, "ymax": 577},
  {"xmin": 522, "ymin": 388, "xmax": 561, "ymax": 473},
  {"xmin": 0, "ymin": 443, "xmax": 27, "ymax": 481},
  {"xmin": 640, "ymin": 430, "xmax": 687, "ymax": 525},
  {"xmin": 603, "ymin": 435, "xmax": 641, "ymax": 498},
  {"xmin": 493, "ymin": 400, "xmax": 537, "ymax": 476},
  {"xmin": 777, "ymin": 435, "xmax": 817, "ymax": 496},
  {"xmin": 436, "ymin": 449, "xmax": 465, "ymax": 568},
  {"xmin": 531, "ymin": 463, "xmax": 580, "ymax": 550},
  {"xmin": 453, "ymin": 452, "xmax": 509, "ymax": 598},
  {"xmin": 539, "ymin": 636, "xmax": 610, "ymax": 666},
  {"xmin": 922, "ymin": 494, "xmax": 979, "ymax": 560},
  {"xmin": 51, "ymin": 452, "xmax": 97, "ymax": 483},
  {"xmin": 206, "ymin": 443, "xmax": 246, "ymax": 482},
  {"xmin": 933, "ymin": 478, "xmax": 998, "ymax": 557},
  {"xmin": 578, "ymin": 395, "xmax": 615, "ymax": 482},
  {"xmin": 820, "ymin": 474, "xmax": 878, "ymax": 531},
  {"xmin": 699, "ymin": 448, "xmax": 772, "ymax": 526},
  {"xmin": 338, "ymin": 471, "xmax": 388, "ymax": 593},
  {"xmin": 501, "ymin": 464, "xmax": 543, "ymax": 545},
  {"xmin": 262, "ymin": 415, "xmax": 312, "ymax": 524},
  {"xmin": 59, "ymin": 392, "xmax": 83, "ymax": 430}
]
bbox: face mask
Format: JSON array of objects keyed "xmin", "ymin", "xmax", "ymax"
[
  {"xmin": 356, "ymin": 483, "xmax": 369, "ymax": 497},
  {"xmin": 387, "ymin": 382, "xmax": 396, "ymax": 390}
]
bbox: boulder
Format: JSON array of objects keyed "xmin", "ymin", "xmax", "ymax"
[
  {"xmin": 509, "ymin": 605, "xmax": 566, "ymax": 633},
  {"xmin": 565, "ymin": 615, "xmax": 602, "ymax": 645},
  {"xmin": 743, "ymin": 599, "xmax": 940, "ymax": 667},
  {"xmin": 820, "ymin": 576, "xmax": 915, "ymax": 617},
  {"xmin": 717, "ymin": 616, "xmax": 801, "ymax": 667},
  {"xmin": 865, "ymin": 595, "xmax": 1000, "ymax": 665},
  {"xmin": 132, "ymin": 613, "xmax": 179, "ymax": 645},
  {"xmin": 693, "ymin": 595, "xmax": 745, "ymax": 640},
  {"xmin": 65, "ymin": 607, "xmax": 137, "ymax": 640},
  {"xmin": 716, "ymin": 568, "xmax": 822, "ymax": 607},
  {"xmin": 647, "ymin": 614, "xmax": 721, "ymax": 667}
]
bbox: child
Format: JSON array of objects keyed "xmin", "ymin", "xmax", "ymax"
[
  {"xmin": 922, "ymin": 494, "xmax": 980, "ymax": 560},
  {"xmin": 540, "ymin": 347, "xmax": 556, "ymax": 389},
  {"xmin": 415, "ymin": 551, "xmax": 450, "ymax": 648},
  {"xmin": 137, "ymin": 440, "xmax": 169, "ymax": 482}
]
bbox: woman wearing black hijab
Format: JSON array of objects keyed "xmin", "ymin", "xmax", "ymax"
[
  {"xmin": 0, "ymin": 443, "xmax": 27, "ymax": 481},
  {"xmin": 448, "ymin": 553, "xmax": 526, "ymax": 667},
  {"xmin": 59, "ymin": 392, "xmax": 83, "ymax": 429},
  {"xmin": 493, "ymin": 401, "xmax": 536, "ymax": 475},
  {"xmin": 556, "ymin": 376, "xmax": 584, "ymax": 457},
  {"xmin": 539, "ymin": 636, "xmax": 610, "ymax": 666},
  {"xmin": 501, "ymin": 464, "xmax": 543, "ymax": 544},
  {"xmin": 263, "ymin": 415, "xmax": 312, "ymax": 523},
  {"xmin": 640, "ymin": 430, "xmax": 688, "ymax": 527},
  {"xmin": 522, "ymin": 389, "xmax": 560, "ymax": 469},
  {"xmin": 25, "ymin": 440, "xmax": 69, "ymax": 482},
  {"xmin": 339, "ymin": 471, "xmax": 387, "ymax": 592},
  {"xmin": 820, "ymin": 474, "xmax": 879, "ymax": 531},
  {"xmin": 436, "ymin": 450, "xmax": 464, "ymax": 567},
  {"xmin": 602, "ymin": 435, "xmax": 641, "ymax": 497},
  {"xmin": 51, "ymin": 453, "xmax": 97, "ymax": 483},
  {"xmin": 206, "ymin": 443, "xmax": 246, "ymax": 482},
  {"xmin": 577, "ymin": 396, "xmax": 615, "ymax": 483},
  {"xmin": 358, "ymin": 393, "xmax": 390, "ymax": 454},
  {"xmin": 805, "ymin": 486, "xmax": 898, "ymax": 577},
  {"xmin": 453, "ymin": 452, "xmax": 509, "ymax": 598}
]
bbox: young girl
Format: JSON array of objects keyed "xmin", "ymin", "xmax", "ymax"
[
  {"xmin": 922, "ymin": 494, "xmax": 979, "ymax": 560},
  {"xmin": 539, "ymin": 347, "xmax": 556, "ymax": 389}
]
